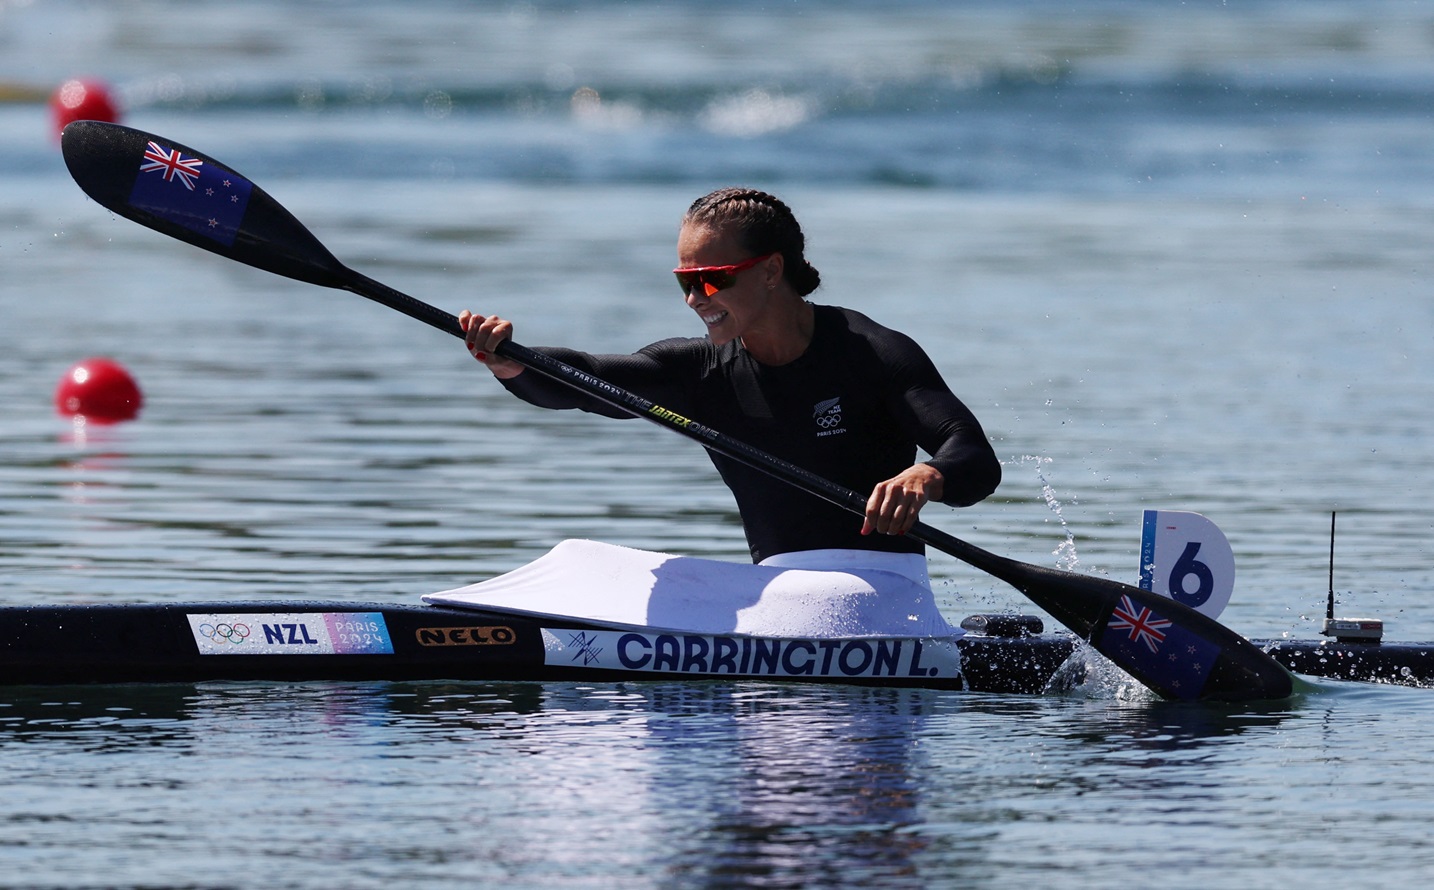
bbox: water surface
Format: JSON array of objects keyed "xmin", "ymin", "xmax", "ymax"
[{"xmin": 3, "ymin": 1, "xmax": 1433, "ymax": 886}]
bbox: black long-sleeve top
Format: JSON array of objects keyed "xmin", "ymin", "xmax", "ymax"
[{"xmin": 501, "ymin": 304, "xmax": 1001, "ymax": 563}]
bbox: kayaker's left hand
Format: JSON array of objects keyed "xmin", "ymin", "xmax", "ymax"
[{"xmin": 862, "ymin": 463, "xmax": 944, "ymax": 536}]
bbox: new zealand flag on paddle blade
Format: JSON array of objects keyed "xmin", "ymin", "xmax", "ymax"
[
  {"xmin": 1099, "ymin": 594, "xmax": 1221, "ymax": 699},
  {"xmin": 127, "ymin": 141, "xmax": 252, "ymax": 247}
]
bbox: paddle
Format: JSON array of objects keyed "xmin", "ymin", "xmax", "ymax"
[{"xmin": 60, "ymin": 120, "xmax": 1293, "ymax": 702}]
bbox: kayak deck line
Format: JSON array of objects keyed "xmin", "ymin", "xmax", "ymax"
[{"xmin": 1, "ymin": 601, "xmax": 1430, "ymax": 691}]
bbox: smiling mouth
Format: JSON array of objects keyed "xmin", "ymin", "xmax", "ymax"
[{"xmin": 700, "ymin": 310, "xmax": 728, "ymax": 326}]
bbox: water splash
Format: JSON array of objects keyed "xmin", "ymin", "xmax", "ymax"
[
  {"xmin": 1046, "ymin": 645, "xmax": 1159, "ymax": 701},
  {"xmin": 1018, "ymin": 455, "xmax": 1081, "ymax": 572}
]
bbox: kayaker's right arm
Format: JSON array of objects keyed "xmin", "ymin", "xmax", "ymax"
[{"xmin": 458, "ymin": 309, "xmax": 685, "ymax": 419}]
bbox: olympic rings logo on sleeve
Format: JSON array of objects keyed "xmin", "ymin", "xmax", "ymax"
[{"xmin": 198, "ymin": 622, "xmax": 251, "ymax": 644}]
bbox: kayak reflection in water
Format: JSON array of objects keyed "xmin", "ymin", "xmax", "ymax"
[{"xmin": 459, "ymin": 187, "xmax": 1000, "ymax": 582}]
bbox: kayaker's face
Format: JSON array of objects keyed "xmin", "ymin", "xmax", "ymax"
[{"xmin": 675, "ymin": 223, "xmax": 780, "ymax": 347}]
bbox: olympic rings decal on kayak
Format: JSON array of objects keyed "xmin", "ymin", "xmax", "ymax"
[{"xmin": 198, "ymin": 622, "xmax": 251, "ymax": 644}]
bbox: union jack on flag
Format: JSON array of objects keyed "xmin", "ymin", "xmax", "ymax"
[
  {"xmin": 1107, "ymin": 595, "xmax": 1172, "ymax": 653},
  {"xmin": 139, "ymin": 141, "xmax": 204, "ymax": 190}
]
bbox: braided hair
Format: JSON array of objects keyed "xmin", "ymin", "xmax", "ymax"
[{"xmin": 682, "ymin": 188, "xmax": 822, "ymax": 297}]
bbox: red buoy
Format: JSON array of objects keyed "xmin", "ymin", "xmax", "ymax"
[
  {"xmin": 50, "ymin": 78, "xmax": 121, "ymax": 137},
  {"xmin": 55, "ymin": 358, "xmax": 143, "ymax": 424}
]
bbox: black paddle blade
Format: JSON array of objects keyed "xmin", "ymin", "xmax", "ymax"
[
  {"xmin": 966, "ymin": 548, "xmax": 1294, "ymax": 702},
  {"xmin": 61, "ymin": 120, "xmax": 347, "ymax": 289}
]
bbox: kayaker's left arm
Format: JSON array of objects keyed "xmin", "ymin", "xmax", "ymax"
[
  {"xmin": 862, "ymin": 406, "xmax": 1000, "ymax": 537},
  {"xmin": 862, "ymin": 329, "xmax": 1002, "ymax": 536}
]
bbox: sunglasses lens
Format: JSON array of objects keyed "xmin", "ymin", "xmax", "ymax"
[
  {"xmin": 704, "ymin": 271, "xmax": 735, "ymax": 293},
  {"xmin": 675, "ymin": 270, "xmax": 738, "ymax": 296}
]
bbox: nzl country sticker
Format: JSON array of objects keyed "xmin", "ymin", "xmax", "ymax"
[
  {"xmin": 538, "ymin": 628, "xmax": 961, "ymax": 680},
  {"xmin": 187, "ymin": 612, "xmax": 394, "ymax": 656}
]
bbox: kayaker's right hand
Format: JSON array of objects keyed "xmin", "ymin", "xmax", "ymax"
[{"xmin": 458, "ymin": 311, "xmax": 525, "ymax": 379}]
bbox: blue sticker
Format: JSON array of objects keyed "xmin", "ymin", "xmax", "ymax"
[{"xmin": 188, "ymin": 612, "xmax": 394, "ymax": 656}]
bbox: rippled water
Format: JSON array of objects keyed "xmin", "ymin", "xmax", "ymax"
[
  {"xmin": 7, "ymin": 679, "xmax": 1434, "ymax": 888},
  {"xmin": 4, "ymin": 1, "xmax": 1434, "ymax": 886}
]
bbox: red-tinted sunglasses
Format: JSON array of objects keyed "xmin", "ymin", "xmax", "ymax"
[{"xmin": 673, "ymin": 253, "xmax": 774, "ymax": 297}]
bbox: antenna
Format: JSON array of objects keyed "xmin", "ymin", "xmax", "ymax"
[
  {"xmin": 1327, "ymin": 511, "xmax": 1336, "ymax": 621},
  {"xmin": 1321, "ymin": 510, "xmax": 1383, "ymax": 643}
]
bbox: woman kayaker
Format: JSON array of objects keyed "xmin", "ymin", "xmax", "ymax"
[{"xmin": 459, "ymin": 187, "xmax": 1000, "ymax": 566}]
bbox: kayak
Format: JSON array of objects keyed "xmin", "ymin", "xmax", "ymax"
[
  {"xmin": 0, "ymin": 541, "xmax": 1075, "ymax": 692},
  {"xmin": 0, "ymin": 600, "xmax": 1080, "ymax": 692},
  {"xmin": 4, "ymin": 600, "xmax": 1430, "ymax": 690},
  {"xmin": 1, "ymin": 540, "xmax": 1428, "ymax": 691}
]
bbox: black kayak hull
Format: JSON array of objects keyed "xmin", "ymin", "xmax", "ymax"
[
  {"xmin": 2, "ymin": 602, "xmax": 1427, "ymax": 692},
  {"xmin": 0, "ymin": 602, "xmax": 1075, "ymax": 694}
]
